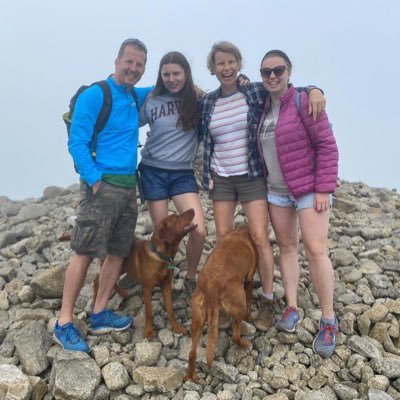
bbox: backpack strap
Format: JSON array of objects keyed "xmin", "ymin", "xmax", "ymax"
[
  {"xmin": 91, "ymin": 80, "xmax": 112, "ymax": 160},
  {"xmin": 131, "ymin": 88, "xmax": 140, "ymax": 112},
  {"xmin": 296, "ymin": 91, "xmax": 301, "ymax": 114}
]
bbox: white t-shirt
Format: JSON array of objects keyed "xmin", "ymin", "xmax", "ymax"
[{"xmin": 209, "ymin": 91, "xmax": 249, "ymax": 176}]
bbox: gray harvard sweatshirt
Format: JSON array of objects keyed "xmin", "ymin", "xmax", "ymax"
[{"xmin": 139, "ymin": 92, "xmax": 198, "ymax": 170}]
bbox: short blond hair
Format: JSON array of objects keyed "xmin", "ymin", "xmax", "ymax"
[{"xmin": 207, "ymin": 41, "xmax": 243, "ymax": 75}]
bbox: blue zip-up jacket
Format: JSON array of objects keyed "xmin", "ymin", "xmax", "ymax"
[{"xmin": 68, "ymin": 76, "xmax": 153, "ymax": 186}]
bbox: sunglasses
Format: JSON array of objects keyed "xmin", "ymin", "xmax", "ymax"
[{"xmin": 259, "ymin": 65, "xmax": 288, "ymax": 78}]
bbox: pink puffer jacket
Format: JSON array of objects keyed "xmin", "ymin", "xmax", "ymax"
[{"xmin": 256, "ymin": 86, "xmax": 339, "ymax": 199}]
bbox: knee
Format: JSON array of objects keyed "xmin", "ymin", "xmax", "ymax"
[
  {"xmin": 304, "ymin": 243, "xmax": 327, "ymax": 262},
  {"xmin": 71, "ymin": 254, "xmax": 92, "ymax": 269},
  {"xmin": 190, "ymin": 226, "xmax": 206, "ymax": 243},
  {"xmin": 278, "ymin": 240, "xmax": 298, "ymax": 256},
  {"xmin": 249, "ymin": 229, "xmax": 270, "ymax": 249},
  {"xmin": 216, "ymin": 228, "xmax": 231, "ymax": 244}
]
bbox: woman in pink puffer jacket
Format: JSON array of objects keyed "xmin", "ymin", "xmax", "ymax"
[{"xmin": 256, "ymin": 49, "xmax": 339, "ymax": 358}]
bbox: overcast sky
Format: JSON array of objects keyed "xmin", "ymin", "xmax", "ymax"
[{"xmin": 1, "ymin": 0, "xmax": 399, "ymax": 200}]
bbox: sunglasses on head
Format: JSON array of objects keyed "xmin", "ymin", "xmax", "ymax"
[{"xmin": 259, "ymin": 65, "xmax": 287, "ymax": 78}]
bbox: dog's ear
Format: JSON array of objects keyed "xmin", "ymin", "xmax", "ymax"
[
  {"xmin": 157, "ymin": 216, "xmax": 174, "ymax": 241},
  {"xmin": 157, "ymin": 215, "xmax": 180, "ymax": 243}
]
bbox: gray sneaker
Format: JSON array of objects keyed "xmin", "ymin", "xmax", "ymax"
[
  {"xmin": 276, "ymin": 306, "xmax": 301, "ymax": 333},
  {"xmin": 312, "ymin": 316, "xmax": 338, "ymax": 358}
]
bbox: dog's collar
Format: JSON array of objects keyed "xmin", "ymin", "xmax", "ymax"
[{"xmin": 149, "ymin": 242, "xmax": 175, "ymax": 270}]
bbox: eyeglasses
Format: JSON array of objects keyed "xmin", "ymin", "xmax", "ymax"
[
  {"xmin": 259, "ymin": 66, "xmax": 288, "ymax": 78},
  {"xmin": 121, "ymin": 38, "xmax": 147, "ymax": 54}
]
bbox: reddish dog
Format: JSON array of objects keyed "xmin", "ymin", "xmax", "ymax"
[
  {"xmin": 185, "ymin": 224, "xmax": 258, "ymax": 381},
  {"xmin": 94, "ymin": 209, "xmax": 197, "ymax": 339}
]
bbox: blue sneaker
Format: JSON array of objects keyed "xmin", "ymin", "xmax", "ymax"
[
  {"xmin": 312, "ymin": 317, "xmax": 338, "ymax": 358},
  {"xmin": 53, "ymin": 321, "xmax": 89, "ymax": 353},
  {"xmin": 276, "ymin": 306, "xmax": 301, "ymax": 332},
  {"xmin": 89, "ymin": 309, "xmax": 132, "ymax": 334}
]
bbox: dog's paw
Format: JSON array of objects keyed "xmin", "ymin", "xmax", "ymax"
[
  {"xmin": 173, "ymin": 324, "xmax": 188, "ymax": 335},
  {"xmin": 235, "ymin": 337, "xmax": 252, "ymax": 347},
  {"xmin": 145, "ymin": 330, "xmax": 154, "ymax": 339},
  {"xmin": 184, "ymin": 373, "xmax": 198, "ymax": 382}
]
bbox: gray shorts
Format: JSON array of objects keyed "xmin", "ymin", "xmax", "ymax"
[
  {"xmin": 71, "ymin": 181, "xmax": 138, "ymax": 258},
  {"xmin": 209, "ymin": 173, "xmax": 267, "ymax": 202}
]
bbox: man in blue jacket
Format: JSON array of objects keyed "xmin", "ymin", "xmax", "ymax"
[{"xmin": 54, "ymin": 39, "xmax": 153, "ymax": 352}]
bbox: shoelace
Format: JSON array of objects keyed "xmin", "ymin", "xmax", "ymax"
[
  {"xmin": 321, "ymin": 323, "xmax": 337, "ymax": 345},
  {"xmin": 64, "ymin": 324, "xmax": 80, "ymax": 344},
  {"xmin": 103, "ymin": 309, "xmax": 117, "ymax": 321},
  {"xmin": 282, "ymin": 306, "xmax": 298, "ymax": 321}
]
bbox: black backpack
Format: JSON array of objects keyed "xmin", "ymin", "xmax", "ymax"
[{"xmin": 62, "ymin": 80, "xmax": 139, "ymax": 172}]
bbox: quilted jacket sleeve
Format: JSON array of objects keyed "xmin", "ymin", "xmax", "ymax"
[{"xmin": 299, "ymin": 92, "xmax": 339, "ymax": 193}]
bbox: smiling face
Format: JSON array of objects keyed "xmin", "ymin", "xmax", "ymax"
[
  {"xmin": 114, "ymin": 45, "xmax": 146, "ymax": 89},
  {"xmin": 260, "ymin": 55, "xmax": 291, "ymax": 97},
  {"xmin": 212, "ymin": 51, "xmax": 240, "ymax": 94},
  {"xmin": 161, "ymin": 63, "xmax": 186, "ymax": 94}
]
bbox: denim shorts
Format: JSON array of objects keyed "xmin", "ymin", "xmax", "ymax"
[
  {"xmin": 210, "ymin": 172, "xmax": 267, "ymax": 202},
  {"xmin": 139, "ymin": 163, "xmax": 198, "ymax": 201},
  {"xmin": 71, "ymin": 181, "xmax": 137, "ymax": 258},
  {"xmin": 267, "ymin": 192, "xmax": 332, "ymax": 210}
]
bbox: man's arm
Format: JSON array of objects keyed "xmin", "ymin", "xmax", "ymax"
[{"xmin": 68, "ymin": 86, "xmax": 103, "ymax": 186}]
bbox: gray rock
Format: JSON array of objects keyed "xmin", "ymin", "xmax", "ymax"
[
  {"xmin": 132, "ymin": 366, "xmax": 184, "ymax": 392},
  {"xmin": 330, "ymin": 249, "xmax": 357, "ymax": 267},
  {"xmin": 102, "ymin": 362, "xmax": 130, "ymax": 390},
  {"xmin": 361, "ymin": 228, "xmax": 392, "ymax": 240},
  {"xmin": 92, "ymin": 344, "xmax": 111, "ymax": 367},
  {"xmin": 0, "ymin": 364, "xmax": 32, "ymax": 400},
  {"xmin": 27, "ymin": 375, "xmax": 47, "ymax": 400},
  {"xmin": 333, "ymin": 383, "xmax": 359, "ymax": 400},
  {"xmin": 135, "ymin": 341, "xmax": 162, "ymax": 366},
  {"xmin": 367, "ymin": 388, "xmax": 394, "ymax": 400},
  {"xmin": 50, "ymin": 350, "xmax": 101, "ymax": 400},
  {"xmin": 346, "ymin": 336, "xmax": 382, "ymax": 358},
  {"xmin": 42, "ymin": 186, "xmax": 69, "ymax": 200},
  {"xmin": 208, "ymin": 360, "xmax": 238, "ymax": 383},
  {"xmin": 370, "ymin": 357, "xmax": 400, "ymax": 379},
  {"xmin": 0, "ymin": 290, "xmax": 9, "ymax": 310},
  {"xmin": 13, "ymin": 223, "xmax": 34, "ymax": 239},
  {"xmin": 0, "ymin": 231, "xmax": 17, "ymax": 248},
  {"xmin": 0, "ymin": 264, "xmax": 17, "ymax": 281},
  {"xmin": 14, "ymin": 320, "xmax": 53, "ymax": 375},
  {"xmin": 30, "ymin": 264, "xmax": 66, "ymax": 298},
  {"xmin": 13, "ymin": 204, "xmax": 49, "ymax": 224}
]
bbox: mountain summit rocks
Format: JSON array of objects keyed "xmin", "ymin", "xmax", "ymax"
[{"xmin": 0, "ymin": 179, "xmax": 399, "ymax": 399}]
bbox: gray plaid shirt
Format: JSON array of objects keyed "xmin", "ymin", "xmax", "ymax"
[{"xmin": 198, "ymin": 82, "xmax": 267, "ymax": 190}]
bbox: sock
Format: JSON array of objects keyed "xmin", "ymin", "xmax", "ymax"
[
  {"xmin": 322, "ymin": 316, "xmax": 336, "ymax": 325},
  {"xmin": 262, "ymin": 292, "xmax": 274, "ymax": 301}
]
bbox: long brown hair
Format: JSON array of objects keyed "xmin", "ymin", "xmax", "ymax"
[{"xmin": 153, "ymin": 51, "xmax": 198, "ymax": 131}]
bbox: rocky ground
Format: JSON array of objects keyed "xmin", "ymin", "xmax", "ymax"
[{"xmin": 0, "ymin": 178, "xmax": 399, "ymax": 400}]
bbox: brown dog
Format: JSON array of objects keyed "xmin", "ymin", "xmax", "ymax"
[
  {"xmin": 185, "ymin": 224, "xmax": 258, "ymax": 381},
  {"xmin": 94, "ymin": 208, "xmax": 197, "ymax": 339}
]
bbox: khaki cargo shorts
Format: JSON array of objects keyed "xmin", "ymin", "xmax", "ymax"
[{"xmin": 71, "ymin": 181, "xmax": 137, "ymax": 258}]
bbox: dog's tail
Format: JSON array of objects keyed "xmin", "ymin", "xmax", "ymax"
[{"xmin": 205, "ymin": 287, "xmax": 220, "ymax": 368}]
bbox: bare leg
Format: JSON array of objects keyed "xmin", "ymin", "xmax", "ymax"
[
  {"xmin": 298, "ymin": 208, "xmax": 335, "ymax": 319},
  {"xmin": 147, "ymin": 199, "xmax": 169, "ymax": 227},
  {"xmin": 212, "ymin": 200, "xmax": 237, "ymax": 243},
  {"xmin": 172, "ymin": 193, "xmax": 206, "ymax": 279},
  {"xmin": 59, "ymin": 254, "xmax": 92, "ymax": 325},
  {"xmin": 268, "ymin": 204, "xmax": 300, "ymax": 307},
  {"xmin": 242, "ymin": 200, "xmax": 274, "ymax": 294},
  {"xmin": 93, "ymin": 254, "xmax": 124, "ymax": 313}
]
